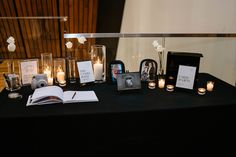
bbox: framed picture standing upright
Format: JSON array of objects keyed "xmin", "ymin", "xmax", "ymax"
[
  {"xmin": 139, "ymin": 59, "xmax": 157, "ymax": 82},
  {"xmin": 108, "ymin": 60, "xmax": 125, "ymax": 84},
  {"xmin": 19, "ymin": 59, "xmax": 39, "ymax": 85}
]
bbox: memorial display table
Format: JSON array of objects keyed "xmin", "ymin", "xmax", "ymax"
[{"xmin": 0, "ymin": 73, "xmax": 235, "ymax": 156}]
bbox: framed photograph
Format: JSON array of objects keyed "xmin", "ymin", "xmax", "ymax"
[
  {"xmin": 139, "ymin": 59, "xmax": 157, "ymax": 81},
  {"xmin": 176, "ymin": 65, "xmax": 197, "ymax": 90},
  {"xmin": 108, "ymin": 60, "xmax": 125, "ymax": 84},
  {"xmin": 116, "ymin": 72, "xmax": 141, "ymax": 91},
  {"xmin": 19, "ymin": 59, "xmax": 39, "ymax": 85}
]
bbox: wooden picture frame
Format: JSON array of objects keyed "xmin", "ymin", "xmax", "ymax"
[{"xmin": 19, "ymin": 59, "xmax": 39, "ymax": 85}]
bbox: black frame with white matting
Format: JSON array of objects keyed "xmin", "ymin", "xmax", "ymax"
[
  {"xmin": 108, "ymin": 60, "xmax": 125, "ymax": 84},
  {"xmin": 139, "ymin": 59, "xmax": 157, "ymax": 82},
  {"xmin": 116, "ymin": 72, "xmax": 141, "ymax": 91},
  {"xmin": 165, "ymin": 51, "xmax": 203, "ymax": 90}
]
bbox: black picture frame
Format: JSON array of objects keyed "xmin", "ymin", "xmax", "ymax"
[
  {"xmin": 165, "ymin": 51, "xmax": 203, "ymax": 89},
  {"xmin": 108, "ymin": 60, "xmax": 125, "ymax": 84},
  {"xmin": 139, "ymin": 59, "xmax": 157, "ymax": 82},
  {"xmin": 116, "ymin": 72, "xmax": 141, "ymax": 91}
]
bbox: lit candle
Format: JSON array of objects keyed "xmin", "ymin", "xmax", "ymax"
[
  {"xmin": 158, "ymin": 78, "xmax": 165, "ymax": 89},
  {"xmin": 148, "ymin": 81, "xmax": 156, "ymax": 89},
  {"xmin": 198, "ymin": 88, "xmax": 206, "ymax": 95},
  {"xmin": 166, "ymin": 85, "xmax": 174, "ymax": 92},
  {"xmin": 43, "ymin": 66, "xmax": 51, "ymax": 79},
  {"xmin": 48, "ymin": 77, "xmax": 53, "ymax": 85},
  {"xmin": 94, "ymin": 59, "xmax": 103, "ymax": 80},
  {"xmin": 207, "ymin": 81, "xmax": 214, "ymax": 92},
  {"xmin": 57, "ymin": 67, "xmax": 65, "ymax": 84}
]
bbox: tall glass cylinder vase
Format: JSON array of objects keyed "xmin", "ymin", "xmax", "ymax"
[
  {"xmin": 90, "ymin": 45, "xmax": 106, "ymax": 83},
  {"xmin": 54, "ymin": 58, "xmax": 66, "ymax": 86},
  {"xmin": 41, "ymin": 53, "xmax": 53, "ymax": 85},
  {"xmin": 158, "ymin": 50, "xmax": 165, "ymax": 76}
]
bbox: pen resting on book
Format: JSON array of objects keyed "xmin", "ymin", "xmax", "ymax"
[{"xmin": 72, "ymin": 92, "xmax": 76, "ymax": 99}]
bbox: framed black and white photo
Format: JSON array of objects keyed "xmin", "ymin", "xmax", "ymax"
[
  {"xmin": 116, "ymin": 72, "xmax": 141, "ymax": 91},
  {"xmin": 108, "ymin": 60, "xmax": 125, "ymax": 84},
  {"xmin": 19, "ymin": 59, "xmax": 39, "ymax": 85},
  {"xmin": 139, "ymin": 59, "xmax": 157, "ymax": 81}
]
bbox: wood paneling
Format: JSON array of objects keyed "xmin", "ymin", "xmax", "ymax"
[{"xmin": 0, "ymin": 0, "xmax": 98, "ymax": 60}]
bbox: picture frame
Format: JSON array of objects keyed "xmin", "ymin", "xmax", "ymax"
[
  {"xmin": 108, "ymin": 60, "xmax": 125, "ymax": 84},
  {"xmin": 116, "ymin": 72, "xmax": 141, "ymax": 91},
  {"xmin": 19, "ymin": 59, "xmax": 39, "ymax": 85},
  {"xmin": 139, "ymin": 59, "xmax": 157, "ymax": 82},
  {"xmin": 165, "ymin": 51, "xmax": 203, "ymax": 89}
]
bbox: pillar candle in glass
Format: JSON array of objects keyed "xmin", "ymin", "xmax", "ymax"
[
  {"xmin": 54, "ymin": 58, "xmax": 66, "ymax": 86},
  {"xmin": 90, "ymin": 45, "xmax": 106, "ymax": 83},
  {"xmin": 41, "ymin": 53, "xmax": 53, "ymax": 82}
]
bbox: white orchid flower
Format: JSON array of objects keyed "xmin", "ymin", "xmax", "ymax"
[
  {"xmin": 65, "ymin": 41, "xmax": 73, "ymax": 49},
  {"xmin": 7, "ymin": 36, "xmax": 15, "ymax": 44},
  {"xmin": 8, "ymin": 43, "xmax": 16, "ymax": 52},
  {"xmin": 77, "ymin": 36, "xmax": 87, "ymax": 44},
  {"xmin": 152, "ymin": 40, "xmax": 165, "ymax": 52}
]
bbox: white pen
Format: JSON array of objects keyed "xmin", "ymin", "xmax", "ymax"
[{"xmin": 72, "ymin": 92, "xmax": 76, "ymax": 99}]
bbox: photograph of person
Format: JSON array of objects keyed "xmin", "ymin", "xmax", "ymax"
[
  {"xmin": 140, "ymin": 59, "xmax": 157, "ymax": 81},
  {"xmin": 111, "ymin": 64, "xmax": 123, "ymax": 82}
]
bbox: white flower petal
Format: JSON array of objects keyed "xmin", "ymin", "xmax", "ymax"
[
  {"xmin": 7, "ymin": 36, "xmax": 15, "ymax": 44},
  {"xmin": 65, "ymin": 41, "xmax": 73, "ymax": 49},
  {"xmin": 8, "ymin": 43, "xmax": 16, "ymax": 52},
  {"xmin": 77, "ymin": 36, "xmax": 87, "ymax": 44}
]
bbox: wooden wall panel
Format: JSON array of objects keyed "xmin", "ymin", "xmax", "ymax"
[{"xmin": 0, "ymin": 0, "xmax": 98, "ymax": 60}]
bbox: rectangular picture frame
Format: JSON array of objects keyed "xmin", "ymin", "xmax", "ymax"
[
  {"xmin": 116, "ymin": 72, "xmax": 141, "ymax": 91},
  {"xmin": 19, "ymin": 59, "xmax": 39, "ymax": 85}
]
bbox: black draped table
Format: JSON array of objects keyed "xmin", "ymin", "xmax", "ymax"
[{"xmin": 0, "ymin": 73, "xmax": 236, "ymax": 156}]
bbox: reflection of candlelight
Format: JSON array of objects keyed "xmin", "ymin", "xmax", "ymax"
[
  {"xmin": 57, "ymin": 67, "xmax": 65, "ymax": 84},
  {"xmin": 198, "ymin": 88, "xmax": 206, "ymax": 95},
  {"xmin": 94, "ymin": 59, "xmax": 103, "ymax": 80},
  {"xmin": 207, "ymin": 81, "xmax": 214, "ymax": 92},
  {"xmin": 158, "ymin": 79, "xmax": 165, "ymax": 88},
  {"xmin": 166, "ymin": 85, "xmax": 174, "ymax": 92}
]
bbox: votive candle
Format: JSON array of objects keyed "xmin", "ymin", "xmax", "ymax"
[{"xmin": 158, "ymin": 78, "xmax": 165, "ymax": 89}]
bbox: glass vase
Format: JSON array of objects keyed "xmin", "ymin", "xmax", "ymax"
[{"xmin": 90, "ymin": 45, "xmax": 106, "ymax": 83}]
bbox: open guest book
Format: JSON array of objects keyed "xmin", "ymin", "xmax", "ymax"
[{"xmin": 26, "ymin": 86, "xmax": 99, "ymax": 106}]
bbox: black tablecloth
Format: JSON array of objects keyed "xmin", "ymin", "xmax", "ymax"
[
  {"xmin": 0, "ymin": 73, "xmax": 236, "ymax": 156},
  {"xmin": 0, "ymin": 73, "xmax": 235, "ymax": 118}
]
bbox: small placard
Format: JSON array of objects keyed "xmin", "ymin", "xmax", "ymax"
[
  {"xmin": 77, "ymin": 61, "xmax": 95, "ymax": 83},
  {"xmin": 176, "ymin": 65, "xmax": 197, "ymax": 90},
  {"xmin": 19, "ymin": 59, "xmax": 39, "ymax": 85}
]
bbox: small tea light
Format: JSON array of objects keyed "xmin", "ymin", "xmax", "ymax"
[
  {"xmin": 148, "ymin": 81, "xmax": 156, "ymax": 89},
  {"xmin": 166, "ymin": 85, "xmax": 174, "ymax": 92},
  {"xmin": 158, "ymin": 78, "xmax": 165, "ymax": 89},
  {"xmin": 207, "ymin": 81, "xmax": 214, "ymax": 92},
  {"xmin": 198, "ymin": 88, "xmax": 206, "ymax": 95}
]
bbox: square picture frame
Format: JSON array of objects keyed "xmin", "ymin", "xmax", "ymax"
[
  {"xmin": 19, "ymin": 59, "xmax": 39, "ymax": 85},
  {"xmin": 116, "ymin": 72, "xmax": 141, "ymax": 91},
  {"xmin": 108, "ymin": 60, "xmax": 125, "ymax": 84},
  {"xmin": 139, "ymin": 59, "xmax": 157, "ymax": 82}
]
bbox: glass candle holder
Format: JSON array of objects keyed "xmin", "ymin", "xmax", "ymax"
[
  {"xmin": 158, "ymin": 78, "xmax": 165, "ymax": 89},
  {"xmin": 198, "ymin": 87, "xmax": 206, "ymax": 95},
  {"xmin": 166, "ymin": 84, "xmax": 174, "ymax": 92},
  {"xmin": 90, "ymin": 45, "xmax": 106, "ymax": 83},
  {"xmin": 207, "ymin": 81, "xmax": 214, "ymax": 92},
  {"xmin": 41, "ymin": 53, "xmax": 53, "ymax": 83},
  {"xmin": 54, "ymin": 58, "xmax": 66, "ymax": 86},
  {"xmin": 67, "ymin": 58, "xmax": 76, "ymax": 83},
  {"xmin": 148, "ymin": 80, "xmax": 156, "ymax": 89}
]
